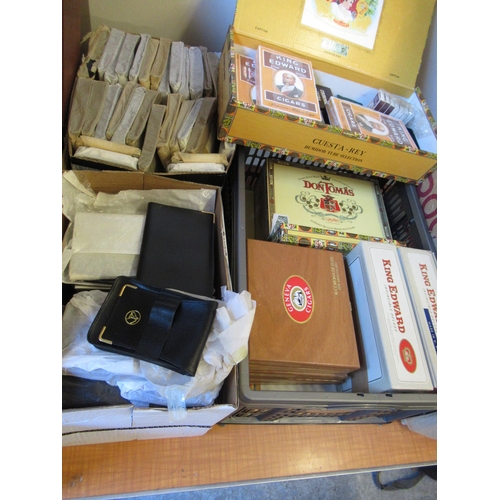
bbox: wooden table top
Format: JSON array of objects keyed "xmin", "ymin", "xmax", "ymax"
[{"xmin": 62, "ymin": 420, "xmax": 437, "ymax": 499}]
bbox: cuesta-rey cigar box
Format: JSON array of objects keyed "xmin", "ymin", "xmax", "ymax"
[
  {"xmin": 344, "ymin": 240, "xmax": 433, "ymax": 393},
  {"xmin": 217, "ymin": 0, "xmax": 437, "ymax": 184}
]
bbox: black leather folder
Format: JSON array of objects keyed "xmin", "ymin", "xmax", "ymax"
[
  {"xmin": 137, "ymin": 202, "xmax": 215, "ymax": 297},
  {"xmin": 87, "ymin": 276, "xmax": 218, "ymax": 376}
]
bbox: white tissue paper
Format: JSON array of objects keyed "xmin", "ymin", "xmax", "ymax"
[
  {"xmin": 62, "ymin": 286, "xmax": 256, "ymax": 409},
  {"xmin": 128, "ymin": 34, "xmax": 151, "ymax": 83},
  {"xmin": 402, "ymin": 412, "xmax": 437, "ymax": 440},
  {"xmin": 168, "ymin": 41, "xmax": 185, "ymax": 93},
  {"xmin": 188, "ymin": 46, "xmax": 204, "ymax": 100},
  {"xmin": 68, "ymin": 212, "xmax": 146, "ymax": 281},
  {"xmin": 115, "ymin": 32, "xmax": 140, "ymax": 86},
  {"xmin": 111, "ymin": 86, "xmax": 147, "ymax": 144},
  {"xmin": 98, "ymin": 28, "xmax": 126, "ymax": 81},
  {"xmin": 69, "ymin": 253, "xmax": 140, "ymax": 281},
  {"xmin": 72, "ymin": 212, "xmax": 146, "ymax": 254},
  {"xmin": 94, "ymin": 83, "xmax": 123, "ymax": 140},
  {"xmin": 167, "ymin": 163, "xmax": 226, "ymax": 173},
  {"xmin": 73, "ymin": 146, "xmax": 139, "ymax": 170}
]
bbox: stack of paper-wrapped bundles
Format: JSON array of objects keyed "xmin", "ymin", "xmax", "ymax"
[{"xmin": 67, "ymin": 25, "xmax": 233, "ymax": 174}]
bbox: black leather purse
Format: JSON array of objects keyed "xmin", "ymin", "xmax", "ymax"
[{"xmin": 87, "ymin": 276, "xmax": 218, "ymax": 376}]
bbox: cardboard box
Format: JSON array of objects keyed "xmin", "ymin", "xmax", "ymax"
[
  {"xmin": 62, "ymin": 171, "xmax": 238, "ymax": 445},
  {"xmin": 66, "ymin": 25, "xmax": 235, "ymax": 187},
  {"xmin": 217, "ymin": 1, "xmax": 437, "ymax": 184},
  {"xmin": 397, "ymin": 247, "xmax": 437, "ymax": 389},
  {"xmin": 62, "ymin": 368, "xmax": 238, "ymax": 446},
  {"xmin": 62, "ymin": 170, "xmax": 231, "ymax": 291},
  {"xmin": 344, "ymin": 241, "xmax": 433, "ymax": 393}
]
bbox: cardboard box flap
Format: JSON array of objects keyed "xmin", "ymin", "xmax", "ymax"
[
  {"xmin": 233, "ymin": 0, "xmax": 436, "ymax": 97},
  {"xmin": 62, "ymin": 405, "xmax": 134, "ymax": 433},
  {"xmin": 132, "ymin": 404, "xmax": 236, "ymax": 428},
  {"xmin": 69, "ymin": 169, "xmax": 221, "ymax": 193}
]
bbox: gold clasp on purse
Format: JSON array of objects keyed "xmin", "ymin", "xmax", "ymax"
[
  {"xmin": 98, "ymin": 326, "xmax": 112, "ymax": 344},
  {"xmin": 99, "ymin": 284, "xmax": 140, "ymax": 344}
]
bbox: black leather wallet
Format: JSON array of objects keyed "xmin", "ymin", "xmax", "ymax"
[
  {"xmin": 136, "ymin": 202, "xmax": 215, "ymax": 297},
  {"xmin": 87, "ymin": 276, "xmax": 218, "ymax": 376}
]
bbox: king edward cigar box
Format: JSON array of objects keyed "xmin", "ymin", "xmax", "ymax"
[
  {"xmin": 246, "ymin": 238, "xmax": 360, "ymax": 385},
  {"xmin": 344, "ymin": 240, "xmax": 433, "ymax": 393},
  {"xmin": 254, "ymin": 159, "xmax": 392, "ymax": 241},
  {"xmin": 397, "ymin": 247, "xmax": 437, "ymax": 389}
]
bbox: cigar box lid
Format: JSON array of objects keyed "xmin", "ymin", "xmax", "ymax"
[
  {"xmin": 247, "ymin": 238, "xmax": 360, "ymax": 371},
  {"xmin": 266, "ymin": 160, "xmax": 392, "ymax": 239},
  {"xmin": 232, "ymin": 0, "xmax": 436, "ymax": 97}
]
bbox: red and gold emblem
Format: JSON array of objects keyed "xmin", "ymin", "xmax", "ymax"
[
  {"xmin": 282, "ymin": 275, "xmax": 314, "ymax": 323},
  {"xmin": 399, "ymin": 339, "xmax": 417, "ymax": 373}
]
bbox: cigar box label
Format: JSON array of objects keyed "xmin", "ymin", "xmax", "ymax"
[
  {"xmin": 255, "ymin": 46, "xmax": 322, "ymax": 121},
  {"xmin": 370, "ymin": 247, "xmax": 428, "ymax": 382},
  {"xmin": 301, "ymin": 0, "xmax": 385, "ymax": 51},
  {"xmin": 282, "ymin": 275, "xmax": 314, "ymax": 323},
  {"xmin": 327, "ymin": 96, "xmax": 417, "ymax": 149},
  {"xmin": 405, "ymin": 251, "xmax": 437, "ymax": 350},
  {"xmin": 235, "ymin": 53, "xmax": 256, "ymax": 105},
  {"xmin": 274, "ymin": 223, "xmax": 403, "ymax": 251}
]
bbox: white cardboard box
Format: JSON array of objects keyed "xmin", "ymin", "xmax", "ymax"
[
  {"xmin": 397, "ymin": 246, "xmax": 437, "ymax": 389},
  {"xmin": 62, "ymin": 369, "xmax": 238, "ymax": 446},
  {"xmin": 344, "ymin": 241, "xmax": 433, "ymax": 393}
]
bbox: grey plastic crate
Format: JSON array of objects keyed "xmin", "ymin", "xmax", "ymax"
[{"xmin": 221, "ymin": 147, "xmax": 437, "ymax": 425}]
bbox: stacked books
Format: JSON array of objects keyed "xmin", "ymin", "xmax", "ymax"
[{"xmin": 246, "ymin": 239, "xmax": 360, "ymax": 385}]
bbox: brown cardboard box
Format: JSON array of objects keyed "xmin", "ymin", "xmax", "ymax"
[
  {"xmin": 65, "ymin": 26, "xmax": 235, "ymax": 187},
  {"xmin": 62, "ymin": 171, "xmax": 237, "ymax": 445}
]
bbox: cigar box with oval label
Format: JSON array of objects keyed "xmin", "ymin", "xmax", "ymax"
[{"xmin": 246, "ymin": 238, "xmax": 360, "ymax": 385}]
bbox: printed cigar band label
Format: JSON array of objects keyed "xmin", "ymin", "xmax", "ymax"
[{"xmin": 264, "ymin": 91, "xmax": 318, "ymax": 112}]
